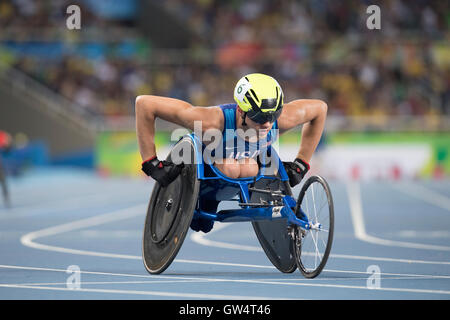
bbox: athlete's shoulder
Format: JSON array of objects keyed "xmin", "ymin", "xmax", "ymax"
[
  {"xmin": 197, "ymin": 105, "xmax": 224, "ymax": 131},
  {"xmin": 219, "ymin": 103, "xmax": 237, "ymax": 110}
]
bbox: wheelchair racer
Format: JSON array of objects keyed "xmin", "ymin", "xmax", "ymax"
[{"xmin": 136, "ymin": 73, "xmax": 327, "ymax": 189}]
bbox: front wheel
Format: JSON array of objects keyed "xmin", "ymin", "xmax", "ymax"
[{"xmin": 292, "ymin": 175, "xmax": 334, "ymax": 278}]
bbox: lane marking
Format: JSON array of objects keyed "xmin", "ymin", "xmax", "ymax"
[
  {"xmin": 20, "ymin": 204, "xmax": 147, "ymax": 259},
  {"xmin": 9, "ymin": 171, "xmax": 450, "ymax": 298},
  {"xmin": 16, "ymin": 202, "xmax": 450, "ymax": 296},
  {"xmin": 346, "ymin": 182, "xmax": 450, "ymax": 251},
  {"xmin": 1, "ymin": 281, "xmax": 448, "ymax": 297},
  {"xmin": 0, "ymin": 283, "xmax": 282, "ymax": 300},
  {"xmin": 190, "ymin": 223, "xmax": 450, "ymax": 265},
  {"xmin": 322, "ymin": 253, "xmax": 450, "ymax": 265},
  {"xmin": 0, "ymin": 264, "xmax": 449, "ymax": 297},
  {"xmin": 190, "ymin": 223, "xmax": 259, "ymax": 251},
  {"xmin": 2, "ymin": 264, "xmax": 449, "ymax": 281},
  {"xmin": 20, "ymin": 204, "xmax": 450, "ymax": 266},
  {"xmin": 12, "ymin": 280, "xmax": 210, "ymax": 286}
]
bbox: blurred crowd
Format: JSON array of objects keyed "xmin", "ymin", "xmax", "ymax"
[
  {"xmin": 163, "ymin": 0, "xmax": 448, "ymax": 41},
  {"xmin": 1, "ymin": 0, "xmax": 144, "ymax": 116},
  {"xmin": 11, "ymin": 49, "xmax": 151, "ymax": 117},
  {"xmin": 0, "ymin": 0, "xmax": 134, "ymax": 29},
  {"xmin": 1, "ymin": 0, "xmax": 449, "ymax": 119},
  {"xmin": 159, "ymin": 0, "xmax": 450, "ymax": 118},
  {"xmin": 0, "ymin": 0, "xmax": 81, "ymax": 29}
]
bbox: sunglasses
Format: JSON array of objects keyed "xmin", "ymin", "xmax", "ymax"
[{"xmin": 246, "ymin": 107, "xmax": 282, "ymax": 124}]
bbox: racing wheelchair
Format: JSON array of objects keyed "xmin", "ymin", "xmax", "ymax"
[{"xmin": 142, "ymin": 134, "xmax": 334, "ymax": 278}]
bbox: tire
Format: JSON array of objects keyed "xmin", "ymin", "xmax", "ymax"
[
  {"xmin": 293, "ymin": 175, "xmax": 334, "ymax": 278},
  {"xmin": 142, "ymin": 136, "xmax": 200, "ymax": 274}
]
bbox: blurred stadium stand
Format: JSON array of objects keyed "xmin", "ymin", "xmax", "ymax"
[
  {"xmin": 0, "ymin": 66, "xmax": 95, "ymax": 155},
  {"xmin": 0, "ymin": 0, "xmax": 448, "ymax": 176}
]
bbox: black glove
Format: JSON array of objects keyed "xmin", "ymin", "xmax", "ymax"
[
  {"xmin": 283, "ymin": 158, "xmax": 310, "ymax": 187},
  {"xmin": 142, "ymin": 156, "xmax": 184, "ymax": 187}
]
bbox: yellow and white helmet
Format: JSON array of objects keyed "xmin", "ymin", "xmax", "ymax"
[{"xmin": 233, "ymin": 73, "xmax": 284, "ymax": 124}]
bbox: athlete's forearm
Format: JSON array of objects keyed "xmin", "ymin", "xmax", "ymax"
[
  {"xmin": 135, "ymin": 95, "xmax": 222, "ymax": 161},
  {"xmin": 135, "ymin": 95, "xmax": 209, "ymax": 161},
  {"xmin": 296, "ymin": 101, "xmax": 327, "ymax": 163},
  {"xmin": 135, "ymin": 96, "xmax": 157, "ymax": 161}
]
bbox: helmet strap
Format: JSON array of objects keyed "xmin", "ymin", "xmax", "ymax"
[{"xmin": 242, "ymin": 112, "xmax": 247, "ymax": 126}]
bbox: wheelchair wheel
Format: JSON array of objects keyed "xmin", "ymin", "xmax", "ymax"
[
  {"xmin": 142, "ymin": 136, "xmax": 200, "ymax": 274},
  {"xmin": 293, "ymin": 175, "xmax": 334, "ymax": 278}
]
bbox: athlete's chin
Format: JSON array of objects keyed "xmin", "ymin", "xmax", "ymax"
[{"xmin": 258, "ymin": 130, "xmax": 269, "ymax": 138}]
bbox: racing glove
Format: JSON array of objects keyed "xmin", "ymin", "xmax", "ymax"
[
  {"xmin": 141, "ymin": 156, "xmax": 184, "ymax": 187},
  {"xmin": 283, "ymin": 158, "xmax": 310, "ymax": 187}
]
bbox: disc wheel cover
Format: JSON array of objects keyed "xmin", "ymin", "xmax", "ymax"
[{"xmin": 142, "ymin": 137, "xmax": 200, "ymax": 274}]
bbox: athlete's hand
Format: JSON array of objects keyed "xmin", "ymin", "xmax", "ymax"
[
  {"xmin": 141, "ymin": 156, "xmax": 184, "ymax": 187},
  {"xmin": 283, "ymin": 158, "xmax": 310, "ymax": 187}
]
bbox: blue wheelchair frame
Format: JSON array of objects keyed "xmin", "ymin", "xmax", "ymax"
[{"xmin": 183, "ymin": 133, "xmax": 312, "ymax": 231}]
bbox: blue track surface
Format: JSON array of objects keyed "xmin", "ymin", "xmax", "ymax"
[{"xmin": 0, "ymin": 168, "xmax": 449, "ymax": 299}]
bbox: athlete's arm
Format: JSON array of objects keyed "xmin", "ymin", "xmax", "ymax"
[
  {"xmin": 277, "ymin": 99, "xmax": 328, "ymax": 163},
  {"xmin": 135, "ymin": 95, "xmax": 222, "ymax": 161}
]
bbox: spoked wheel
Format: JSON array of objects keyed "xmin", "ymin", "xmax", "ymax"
[{"xmin": 292, "ymin": 175, "xmax": 334, "ymax": 278}]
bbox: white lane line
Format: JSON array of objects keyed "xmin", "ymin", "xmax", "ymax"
[
  {"xmin": 17, "ymin": 200, "xmax": 450, "ymax": 294},
  {"xmin": 190, "ymin": 223, "xmax": 450, "ymax": 265},
  {"xmin": 0, "ymin": 264, "xmax": 146, "ymax": 277},
  {"xmin": 0, "ymin": 264, "xmax": 288, "ymax": 299},
  {"xmin": 224, "ymin": 280, "xmax": 450, "ymax": 296},
  {"xmin": 323, "ymin": 253, "xmax": 450, "ymax": 265},
  {"xmin": 1, "ymin": 264, "xmax": 449, "ymax": 296},
  {"xmin": 1, "ymin": 280, "xmax": 449, "ymax": 297},
  {"xmin": 10, "ymin": 280, "xmax": 209, "ymax": 286},
  {"xmin": 0, "ymin": 265, "xmax": 450, "ymax": 285},
  {"xmin": 190, "ymin": 223, "xmax": 259, "ymax": 251},
  {"xmin": 20, "ymin": 204, "xmax": 147, "ymax": 259},
  {"xmin": 20, "ymin": 202, "xmax": 450, "ymax": 266},
  {"xmin": 346, "ymin": 182, "xmax": 450, "ymax": 251},
  {"xmin": 0, "ymin": 283, "xmax": 282, "ymax": 300},
  {"xmin": 2, "ymin": 264, "xmax": 449, "ymax": 282},
  {"xmin": 175, "ymin": 258, "xmax": 274, "ymax": 269}
]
